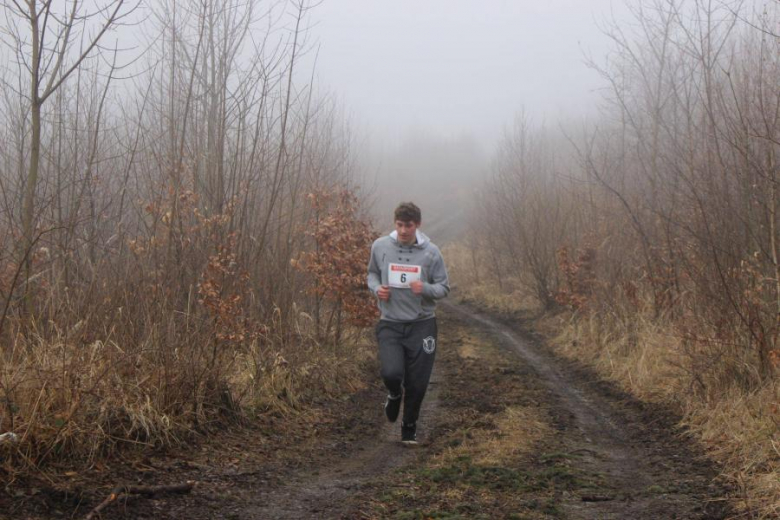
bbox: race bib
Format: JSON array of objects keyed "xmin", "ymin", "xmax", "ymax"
[{"xmin": 388, "ymin": 263, "xmax": 422, "ymax": 289}]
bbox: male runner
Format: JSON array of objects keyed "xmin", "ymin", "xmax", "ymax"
[{"xmin": 367, "ymin": 202, "xmax": 450, "ymax": 444}]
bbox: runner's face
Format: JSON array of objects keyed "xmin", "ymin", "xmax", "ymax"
[{"xmin": 395, "ymin": 220, "xmax": 419, "ymax": 245}]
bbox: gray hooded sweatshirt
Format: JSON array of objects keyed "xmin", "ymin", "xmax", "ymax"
[{"xmin": 367, "ymin": 230, "xmax": 450, "ymax": 322}]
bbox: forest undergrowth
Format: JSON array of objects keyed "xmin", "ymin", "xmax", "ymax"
[
  {"xmin": 0, "ymin": 188, "xmax": 377, "ymax": 489},
  {"xmin": 0, "ymin": 0, "xmax": 381, "ymax": 494}
]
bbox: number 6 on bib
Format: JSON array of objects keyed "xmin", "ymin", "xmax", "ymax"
[{"xmin": 388, "ymin": 263, "xmax": 422, "ymax": 289}]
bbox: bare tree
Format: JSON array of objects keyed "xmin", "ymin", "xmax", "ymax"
[{"xmin": 1, "ymin": 0, "xmax": 137, "ymax": 312}]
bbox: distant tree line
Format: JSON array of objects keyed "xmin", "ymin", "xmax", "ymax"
[{"xmin": 474, "ymin": 0, "xmax": 780, "ymax": 387}]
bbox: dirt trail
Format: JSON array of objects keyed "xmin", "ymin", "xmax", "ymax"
[
  {"xmin": 243, "ymin": 371, "xmax": 442, "ymax": 519},
  {"xmin": 5, "ymin": 303, "xmax": 731, "ymax": 519},
  {"xmin": 237, "ymin": 302, "xmax": 729, "ymax": 519},
  {"xmin": 443, "ymin": 302, "xmax": 729, "ymax": 519}
]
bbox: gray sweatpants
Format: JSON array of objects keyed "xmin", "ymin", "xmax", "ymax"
[{"xmin": 376, "ymin": 317, "xmax": 437, "ymax": 425}]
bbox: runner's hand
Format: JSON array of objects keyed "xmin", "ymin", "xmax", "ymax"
[
  {"xmin": 377, "ymin": 285, "xmax": 391, "ymax": 301},
  {"xmin": 410, "ymin": 280, "xmax": 424, "ymax": 295}
]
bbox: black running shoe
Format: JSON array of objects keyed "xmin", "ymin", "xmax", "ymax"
[
  {"xmin": 384, "ymin": 394, "xmax": 401, "ymax": 423},
  {"xmin": 401, "ymin": 422, "xmax": 417, "ymax": 445}
]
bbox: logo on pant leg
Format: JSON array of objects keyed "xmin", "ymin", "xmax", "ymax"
[{"xmin": 422, "ymin": 336, "xmax": 436, "ymax": 354}]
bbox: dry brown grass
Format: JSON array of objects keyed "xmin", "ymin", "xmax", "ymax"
[
  {"xmin": 470, "ymin": 406, "xmax": 550, "ymax": 466},
  {"xmin": 433, "ymin": 332, "xmax": 551, "ymax": 468},
  {"xmin": 443, "ymin": 243, "xmax": 539, "ymax": 314},
  {"xmin": 683, "ymin": 384, "xmax": 780, "ymax": 518},
  {"xmin": 540, "ymin": 310, "xmax": 684, "ymax": 401},
  {"xmin": 0, "ymin": 308, "xmax": 373, "ymax": 483},
  {"xmin": 543, "ymin": 308, "xmax": 780, "ymax": 518}
]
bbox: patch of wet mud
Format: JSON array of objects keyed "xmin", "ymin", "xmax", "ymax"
[
  {"xmin": 243, "ymin": 369, "xmax": 443, "ymax": 519},
  {"xmin": 444, "ymin": 302, "xmax": 732, "ymax": 519}
]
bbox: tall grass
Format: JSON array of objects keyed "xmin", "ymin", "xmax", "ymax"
[
  {"xmin": 0, "ymin": 287, "xmax": 374, "ymax": 480},
  {"xmin": 0, "ymin": 186, "xmax": 376, "ymax": 485}
]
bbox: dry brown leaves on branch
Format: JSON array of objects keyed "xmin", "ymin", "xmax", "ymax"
[
  {"xmin": 293, "ymin": 189, "xmax": 378, "ymax": 328},
  {"xmin": 555, "ymin": 246, "xmax": 596, "ymax": 310}
]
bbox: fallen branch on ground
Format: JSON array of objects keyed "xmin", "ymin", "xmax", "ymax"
[{"xmin": 84, "ymin": 481, "xmax": 195, "ymax": 519}]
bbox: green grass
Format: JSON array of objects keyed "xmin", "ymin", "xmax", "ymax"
[
  {"xmin": 370, "ymin": 453, "xmax": 611, "ymax": 519},
  {"xmin": 539, "ymin": 451, "xmax": 583, "ymax": 463},
  {"xmin": 392, "ymin": 511, "xmax": 493, "ymax": 520},
  {"xmin": 412, "ymin": 455, "xmax": 592, "ymax": 493}
]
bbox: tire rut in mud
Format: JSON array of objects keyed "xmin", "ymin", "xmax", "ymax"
[
  {"xmin": 442, "ymin": 302, "xmax": 731, "ymax": 519},
  {"xmin": 177, "ymin": 304, "xmax": 732, "ymax": 519}
]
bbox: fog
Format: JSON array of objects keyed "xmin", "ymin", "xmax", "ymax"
[
  {"xmin": 0, "ymin": 0, "xmax": 630, "ymax": 241},
  {"xmin": 304, "ymin": 0, "xmax": 626, "ymax": 236}
]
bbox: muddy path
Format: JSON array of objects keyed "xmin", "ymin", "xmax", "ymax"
[
  {"xmin": 440, "ymin": 302, "xmax": 731, "ymax": 519},
  {"xmin": 4, "ymin": 303, "xmax": 732, "ymax": 519},
  {"xmin": 240, "ymin": 367, "xmax": 443, "ymax": 520}
]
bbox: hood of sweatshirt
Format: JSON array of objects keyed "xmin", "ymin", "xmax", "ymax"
[{"xmin": 389, "ymin": 230, "xmax": 430, "ymax": 249}]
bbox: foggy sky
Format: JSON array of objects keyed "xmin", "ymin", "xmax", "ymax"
[{"xmin": 306, "ymin": 0, "xmax": 626, "ymax": 151}]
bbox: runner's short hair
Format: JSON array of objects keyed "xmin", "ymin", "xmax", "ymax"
[{"xmin": 394, "ymin": 202, "xmax": 421, "ymax": 224}]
